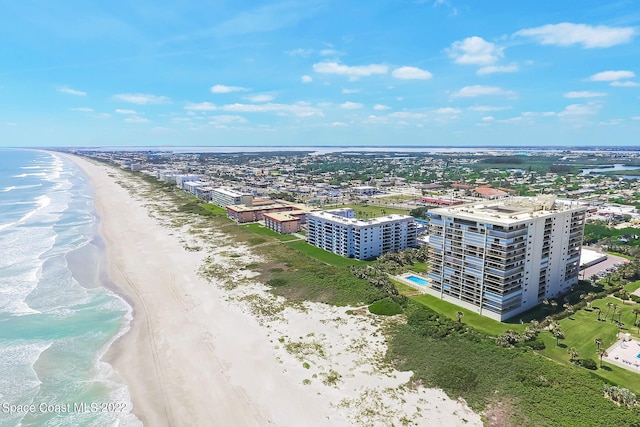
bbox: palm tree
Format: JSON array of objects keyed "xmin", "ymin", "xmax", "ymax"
[
  {"xmin": 550, "ymin": 299, "xmax": 558, "ymax": 312},
  {"xmin": 596, "ymin": 349, "xmax": 608, "ymax": 368},
  {"xmin": 593, "ymin": 306, "xmax": 602, "ymax": 321},
  {"xmin": 595, "ymin": 338, "xmax": 603, "ymax": 350},
  {"xmin": 456, "ymin": 311, "xmax": 464, "ymax": 323},
  {"xmin": 530, "ymin": 319, "xmax": 540, "ymax": 332},
  {"xmin": 568, "ymin": 347, "xmax": 580, "ymax": 363},
  {"xmin": 563, "ymin": 303, "xmax": 575, "ymax": 319},
  {"xmin": 605, "ymin": 302, "xmax": 613, "ymax": 321},
  {"xmin": 552, "ymin": 326, "xmax": 564, "ymax": 346},
  {"xmin": 611, "ymin": 304, "xmax": 619, "ymax": 323},
  {"xmin": 542, "ymin": 298, "xmax": 550, "ymax": 313},
  {"xmin": 633, "ymin": 308, "xmax": 640, "ymax": 326}
]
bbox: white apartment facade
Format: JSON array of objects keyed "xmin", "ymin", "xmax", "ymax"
[
  {"xmin": 426, "ymin": 196, "xmax": 586, "ymax": 321},
  {"xmin": 306, "ymin": 208, "xmax": 417, "ymax": 260},
  {"xmin": 210, "ymin": 188, "xmax": 253, "ymax": 208}
]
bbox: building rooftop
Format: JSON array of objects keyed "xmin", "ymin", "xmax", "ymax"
[
  {"xmin": 264, "ymin": 212, "xmax": 299, "ymax": 222},
  {"xmin": 430, "ymin": 196, "xmax": 585, "ymax": 223},
  {"xmin": 309, "ymin": 210, "xmax": 413, "ymax": 226}
]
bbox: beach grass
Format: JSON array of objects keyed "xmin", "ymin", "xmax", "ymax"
[
  {"xmin": 242, "ymin": 223, "xmax": 299, "ymax": 242},
  {"xmin": 284, "ymin": 240, "xmax": 370, "ymax": 267}
]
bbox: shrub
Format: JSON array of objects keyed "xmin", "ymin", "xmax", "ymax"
[
  {"xmin": 368, "ymin": 298, "xmax": 404, "ymax": 316},
  {"xmin": 580, "ymin": 358, "xmax": 598, "ymax": 370},
  {"xmin": 526, "ymin": 339, "xmax": 546, "ymax": 350},
  {"xmin": 267, "ymin": 278, "xmax": 288, "ymax": 287}
]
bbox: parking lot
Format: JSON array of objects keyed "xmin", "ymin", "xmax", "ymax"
[{"xmin": 580, "ymin": 254, "xmax": 629, "ymax": 281}]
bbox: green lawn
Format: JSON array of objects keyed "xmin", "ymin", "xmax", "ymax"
[
  {"xmin": 411, "ymin": 294, "xmax": 526, "ymax": 336},
  {"xmin": 410, "ymin": 262, "xmax": 428, "ymax": 273},
  {"xmin": 538, "ymin": 297, "xmax": 640, "ymax": 393},
  {"xmin": 625, "ymin": 280, "xmax": 640, "ymax": 293},
  {"xmin": 284, "ymin": 240, "xmax": 369, "ymax": 267},
  {"xmin": 328, "ymin": 203, "xmax": 409, "ymax": 218},
  {"xmin": 379, "ymin": 194, "xmax": 418, "ymax": 201},
  {"xmin": 390, "ymin": 278, "xmax": 422, "ymax": 296},
  {"xmin": 200, "ymin": 203, "xmax": 227, "ymax": 215},
  {"xmin": 242, "ymin": 223, "xmax": 300, "ymax": 242}
]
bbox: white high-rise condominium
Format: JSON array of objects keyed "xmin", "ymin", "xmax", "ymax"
[{"xmin": 426, "ymin": 196, "xmax": 586, "ymax": 321}]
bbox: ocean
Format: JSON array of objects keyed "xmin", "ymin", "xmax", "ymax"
[{"xmin": 0, "ymin": 149, "xmax": 140, "ymax": 426}]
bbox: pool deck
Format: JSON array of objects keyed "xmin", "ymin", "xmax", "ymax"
[
  {"xmin": 395, "ymin": 272, "xmax": 429, "ymax": 293},
  {"xmin": 603, "ymin": 336, "xmax": 640, "ymax": 372}
]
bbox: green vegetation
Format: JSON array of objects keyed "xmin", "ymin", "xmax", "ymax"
[
  {"xmin": 368, "ymin": 298, "xmax": 404, "ymax": 316},
  {"xmin": 242, "ymin": 223, "xmax": 299, "ymax": 242},
  {"xmin": 412, "ymin": 294, "xmax": 525, "ymax": 336},
  {"xmin": 337, "ymin": 203, "xmax": 409, "ymax": 218},
  {"xmin": 284, "ymin": 240, "xmax": 368, "ymax": 266},
  {"xmin": 388, "ymin": 302, "xmax": 640, "ymax": 426}
]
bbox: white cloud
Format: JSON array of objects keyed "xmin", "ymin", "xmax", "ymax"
[
  {"xmin": 58, "ymin": 86, "xmax": 87, "ymax": 96},
  {"xmin": 389, "ymin": 112, "xmax": 428, "ymax": 119},
  {"xmin": 221, "ymin": 102, "xmax": 323, "ymax": 117},
  {"xmin": 452, "ymin": 85, "xmax": 515, "ymax": 97},
  {"xmin": 113, "ymin": 93, "xmax": 170, "ymax": 105},
  {"xmin": 436, "ymin": 107, "xmax": 461, "ymax": 114},
  {"xmin": 115, "ymin": 109, "xmax": 140, "ymax": 115},
  {"xmin": 185, "ymin": 102, "xmax": 218, "ymax": 111},
  {"xmin": 558, "ymin": 102, "xmax": 601, "ymax": 117},
  {"xmin": 124, "ymin": 116, "xmax": 150, "ymax": 123},
  {"xmin": 342, "ymin": 88, "xmax": 360, "ymax": 94},
  {"xmin": 564, "ymin": 91, "xmax": 607, "ymax": 99},
  {"xmin": 330, "ymin": 121, "xmax": 347, "ymax": 127},
  {"xmin": 211, "ymin": 84, "xmax": 249, "ymax": 94},
  {"xmin": 373, "ymin": 104, "xmax": 390, "ymax": 111},
  {"xmin": 340, "ymin": 101, "xmax": 364, "ymax": 109},
  {"xmin": 515, "ymin": 23, "xmax": 637, "ymax": 48},
  {"xmin": 468, "ymin": 105, "xmax": 511, "ymax": 112},
  {"xmin": 92, "ymin": 113, "xmax": 111, "ymax": 119},
  {"xmin": 632, "ymin": 116, "xmax": 640, "ymax": 121},
  {"xmin": 69, "ymin": 107, "xmax": 93, "ymax": 112},
  {"xmin": 312, "ymin": 61, "xmax": 388, "ymax": 79},
  {"xmin": 301, "ymin": 75, "xmax": 313, "ymax": 83},
  {"xmin": 447, "ymin": 36, "xmax": 503, "ymax": 65},
  {"xmin": 587, "ymin": 70, "xmax": 635, "ymax": 81},
  {"xmin": 482, "ymin": 116, "xmax": 495, "ymax": 122},
  {"xmin": 208, "ymin": 115, "xmax": 248, "ymax": 125},
  {"xmin": 477, "ymin": 63, "xmax": 519, "ymax": 75},
  {"xmin": 391, "ymin": 66, "xmax": 433, "ymax": 80},
  {"xmin": 247, "ymin": 94, "xmax": 274, "ymax": 103},
  {"xmin": 611, "ymin": 81, "xmax": 640, "ymax": 87}
]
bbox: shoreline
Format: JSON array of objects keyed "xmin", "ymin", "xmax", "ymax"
[{"xmin": 60, "ymin": 152, "xmax": 481, "ymax": 427}]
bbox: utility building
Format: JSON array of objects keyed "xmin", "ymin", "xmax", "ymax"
[{"xmin": 426, "ymin": 196, "xmax": 586, "ymax": 321}]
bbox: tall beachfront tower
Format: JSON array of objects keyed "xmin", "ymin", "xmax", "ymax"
[
  {"xmin": 306, "ymin": 208, "xmax": 417, "ymax": 260},
  {"xmin": 426, "ymin": 196, "xmax": 586, "ymax": 321}
]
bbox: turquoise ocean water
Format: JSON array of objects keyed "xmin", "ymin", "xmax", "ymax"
[{"xmin": 0, "ymin": 149, "xmax": 140, "ymax": 426}]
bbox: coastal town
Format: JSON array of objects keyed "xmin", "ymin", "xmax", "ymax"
[{"xmin": 64, "ymin": 147, "xmax": 640, "ymax": 424}]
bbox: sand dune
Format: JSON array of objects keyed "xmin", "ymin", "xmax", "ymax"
[{"xmin": 63, "ymin": 153, "xmax": 481, "ymax": 427}]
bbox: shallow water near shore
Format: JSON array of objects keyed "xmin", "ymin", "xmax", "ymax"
[{"xmin": 0, "ymin": 149, "xmax": 140, "ymax": 426}]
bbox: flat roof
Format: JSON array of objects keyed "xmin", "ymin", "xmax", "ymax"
[
  {"xmin": 429, "ymin": 196, "xmax": 586, "ymax": 224},
  {"xmin": 264, "ymin": 212, "xmax": 299, "ymax": 222},
  {"xmin": 309, "ymin": 210, "xmax": 413, "ymax": 226},
  {"xmin": 213, "ymin": 188, "xmax": 247, "ymax": 197},
  {"xmin": 580, "ymin": 247, "xmax": 608, "ymax": 266}
]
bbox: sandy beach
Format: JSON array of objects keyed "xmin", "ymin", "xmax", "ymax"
[{"xmin": 62, "ymin": 153, "xmax": 481, "ymax": 427}]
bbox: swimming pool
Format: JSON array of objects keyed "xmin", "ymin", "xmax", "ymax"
[{"xmin": 406, "ymin": 275, "xmax": 428, "ymax": 286}]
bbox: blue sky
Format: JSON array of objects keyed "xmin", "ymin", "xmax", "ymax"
[{"xmin": 1, "ymin": 0, "xmax": 639, "ymax": 147}]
